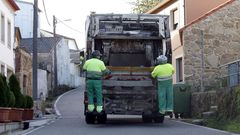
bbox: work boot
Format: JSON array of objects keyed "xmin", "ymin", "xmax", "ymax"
[
  {"xmin": 159, "ymin": 110, "xmax": 165, "ymax": 115},
  {"xmin": 88, "ymin": 104, "xmax": 95, "ymax": 112},
  {"xmin": 165, "ymin": 110, "xmax": 173, "ymax": 115},
  {"xmin": 96, "ymin": 106, "xmax": 103, "ymax": 113}
]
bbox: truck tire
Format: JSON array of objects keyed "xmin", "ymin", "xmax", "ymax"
[
  {"xmin": 174, "ymin": 113, "xmax": 179, "ymax": 119},
  {"xmin": 97, "ymin": 112, "xmax": 107, "ymax": 124},
  {"xmin": 142, "ymin": 114, "xmax": 152, "ymax": 123},
  {"xmin": 142, "ymin": 110, "xmax": 153, "ymax": 123},
  {"xmin": 153, "ymin": 113, "xmax": 164, "ymax": 123},
  {"xmin": 85, "ymin": 113, "xmax": 96, "ymax": 124}
]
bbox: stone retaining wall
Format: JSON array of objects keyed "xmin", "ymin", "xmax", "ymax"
[{"xmin": 183, "ymin": 0, "xmax": 240, "ymax": 91}]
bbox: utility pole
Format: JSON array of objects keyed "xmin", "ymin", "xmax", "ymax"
[
  {"xmin": 53, "ymin": 15, "xmax": 58, "ymax": 89},
  {"xmin": 32, "ymin": 0, "xmax": 38, "ymax": 100}
]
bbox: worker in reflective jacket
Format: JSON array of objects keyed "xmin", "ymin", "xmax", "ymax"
[
  {"xmin": 83, "ymin": 50, "xmax": 109, "ymax": 113},
  {"xmin": 151, "ymin": 55, "xmax": 175, "ymax": 115}
]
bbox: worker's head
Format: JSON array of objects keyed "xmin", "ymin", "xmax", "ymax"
[
  {"xmin": 156, "ymin": 55, "xmax": 167, "ymax": 65},
  {"xmin": 92, "ymin": 50, "xmax": 102, "ymax": 59}
]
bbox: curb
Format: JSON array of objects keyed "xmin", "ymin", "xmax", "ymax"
[
  {"xmin": 0, "ymin": 122, "xmax": 22, "ymax": 134},
  {"xmin": 54, "ymin": 89, "xmax": 78, "ymax": 118}
]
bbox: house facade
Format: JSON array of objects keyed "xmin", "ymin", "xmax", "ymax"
[
  {"xmin": 181, "ymin": 0, "xmax": 240, "ymax": 90},
  {"xmin": 0, "ymin": 0, "xmax": 19, "ymax": 78},
  {"xmin": 15, "ymin": 0, "xmax": 40, "ymax": 38},
  {"xmin": 15, "ymin": 27, "xmax": 32, "ymax": 96},
  {"xmin": 50, "ymin": 39, "xmax": 81, "ymax": 88},
  {"xmin": 147, "ymin": 0, "xmax": 230, "ymax": 88},
  {"xmin": 20, "ymin": 37, "xmax": 62, "ymax": 96}
]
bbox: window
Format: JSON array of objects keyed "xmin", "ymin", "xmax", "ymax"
[
  {"xmin": 228, "ymin": 62, "xmax": 239, "ymax": 87},
  {"xmin": 23, "ymin": 75, "xmax": 27, "ymax": 90},
  {"xmin": 171, "ymin": 8, "xmax": 178, "ymax": 30},
  {"xmin": 7, "ymin": 68, "xmax": 13, "ymax": 80},
  {"xmin": 176, "ymin": 57, "xmax": 183, "ymax": 82},
  {"xmin": 7, "ymin": 21, "xmax": 11, "ymax": 48},
  {"xmin": 1, "ymin": 14, "xmax": 5, "ymax": 43},
  {"xmin": 1, "ymin": 64, "xmax": 5, "ymax": 75}
]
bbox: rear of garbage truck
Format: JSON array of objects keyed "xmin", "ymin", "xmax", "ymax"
[{"xmin": 84, "ymin": 13, "xmax": 171, "ymax": 124}]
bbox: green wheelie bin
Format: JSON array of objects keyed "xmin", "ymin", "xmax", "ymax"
[{"xmin": 172, "ymin": 84, "xmax": 191, "ymax": 119}]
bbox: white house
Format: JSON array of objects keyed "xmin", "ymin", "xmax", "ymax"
[
  {"xmin": 51, "ymin": 39, "xmax": 81, "ymax": 88},
  {"xmin": 14, "ymin": 0, "xmax": 40, "ymax": 38},
  {"xmin": 0, "ymin": 0, "xmax": 19, "ymax": 77}
]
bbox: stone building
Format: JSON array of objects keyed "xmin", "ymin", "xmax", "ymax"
[
  {"xmin": 180, "ymin": 0, "xmax": 240, "ymax": 90},
  {"xmin": 20, "ymin": 37, "xmax": 62, "ymax": 94},
  {"xmin": 148, "ymin": 0, "xmax": 239, "ymax": 90},
  {"xmin": 15, "ymin": 28, "xmax": 32, "ymax": 96},
  {"xmin": 15, "ymin": 27, "xmax": 32, "ymax": 96}
]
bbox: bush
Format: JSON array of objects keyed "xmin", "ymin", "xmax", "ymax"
[
  {"xmin": 9, "ymin": 74, "xmax": 23, "ymax": 108},
  {"xmin": 0, "ymin": 74, "xmax": 11, "ymax": 107},
  {"xmin": 0, "ymin": 75, "xmax": 7, "ymax": 107},
  {"xmin": 217, "ymin": 87, "xmax": 240, "ymax": 120},
  {"xmin": 25, "ymin": 95, "xmax": 34, "ymax": 109},
  {"xmin": 8, "ymin": 91, "xmax": 16, "ymax": 107},
  {"xmin": 21, "ymin": 95, "xmax": 27, "ymax": 108}
]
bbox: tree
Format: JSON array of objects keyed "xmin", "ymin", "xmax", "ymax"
[
  {"xmin": 132, "ymin": 0, "xmax": 161, "ymax": 13},
  {"xmin": 0, "ymin": 75, "xmax": 7, "ymax": 107},
  {"xmin": 9, "ymin": 74, "xmax": 23, "ymax": 108},
  {"xmin": 0, "ymin": 74, "xmax": 10, "ymax": 107}
]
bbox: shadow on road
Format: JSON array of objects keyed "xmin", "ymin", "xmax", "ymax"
[{"xmin": 85, "ymin": 116, "xmax": 172, "ymax": 129}]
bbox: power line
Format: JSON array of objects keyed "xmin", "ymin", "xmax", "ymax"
[
  {"xmin": 42, "ymin": 0, "xmax": 51, "ymax": 26},
  {"xmin": 55, "ymin": 17, "xmax": 83, "ymax": 34}
]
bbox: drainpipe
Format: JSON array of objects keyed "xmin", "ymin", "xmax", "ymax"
[{"xmin": 200, "ymin": 30, "xmax": 204, "ymax": 92}]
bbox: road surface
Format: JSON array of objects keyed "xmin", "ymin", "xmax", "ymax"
[{"xmin": 25, "ymin": 86, "xmax": 235, "ymax": 135}]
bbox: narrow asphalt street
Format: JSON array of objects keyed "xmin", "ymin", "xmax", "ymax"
[{"xmin": 25, "ymin": 85, "xmax": 235, "ymax": 135}]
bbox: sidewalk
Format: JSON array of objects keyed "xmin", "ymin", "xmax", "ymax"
[
  {"xmin": 0, "ymin": 115, "xmax": 56, "ymax": 135},
  {"xmin": 0, "ymin": 122, "xmax": 22, "ymax": 135}
]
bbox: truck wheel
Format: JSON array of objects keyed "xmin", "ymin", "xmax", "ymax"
[
  {"xmin": 97, "ymin": 113, "xmax": 107, "ymax": 124},
  {"xmin": 153, "ymin": 114, "xmax": 164, "ymax": 123},
  {"xmin": 180, "ymin": 113, "xmax": 188, "ymax": 119},
  {"xmin": 85, "ymin": 113, "xmax": 96, "ymax": 124},
  {"xmin": 174, "ymin": 113, "xmax": 179, "ymax": 119},
  {"xmin": 142, "ymin": 115, "xmax": 152, "ymax": 123}
]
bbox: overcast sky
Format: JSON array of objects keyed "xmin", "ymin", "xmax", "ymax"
[{"xmin": 21, "ymin": 0, "xmax": 135, "ymax": 49}]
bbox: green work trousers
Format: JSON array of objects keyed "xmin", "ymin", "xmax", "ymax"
[
  {"xmin": 157, "ymin": 79, "xmax": 173, "ymax": 114},
  {"xmin": 86, "ymin": 79, "xmax": 103, "ymax": 106}
]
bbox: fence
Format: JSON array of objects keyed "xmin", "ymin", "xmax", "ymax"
[{"xmin": 220, "ymin": 60, "xmax": 240, "ymax": 88}]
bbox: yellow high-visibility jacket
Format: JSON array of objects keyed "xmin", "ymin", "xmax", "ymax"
[
  {"xmin": 151, "ymin": 63, "xmax": 175, "ymax": 79},
  {"xmin": 83, "ymin": 58, "xmax": 107, "ymax": 79}
]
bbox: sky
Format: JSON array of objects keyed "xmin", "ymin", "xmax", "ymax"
[{"xmin": 21, "ymin": 0, "xmax": 136, "ymax": 49}]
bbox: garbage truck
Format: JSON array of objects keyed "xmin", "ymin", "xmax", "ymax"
[{"xmin": 84, "ymin": 13, "xmax": 171, "ymax": 124}]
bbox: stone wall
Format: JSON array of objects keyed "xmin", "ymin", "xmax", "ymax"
[
  {"xmin": 183, "ymin": 0, "xmax": 240, "ymax": 91},
  {"xmin": 191, "ymin": 91, "xmax": 218, "ymax": 117},
  {"xmin": 15, "ymin": 47, "xmax": 32, "ymax": 96}
]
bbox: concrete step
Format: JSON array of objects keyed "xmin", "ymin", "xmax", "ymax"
[
  {"xmin": 210, "ymin": 105, "xmax": 218, "ymax": 112},
  {"xmin": 202, "ymin": 111, "xmax": 216, "ymax": 119},
  {"xmin": 192, "ymin": 119, "xmax": 204, "ymax": 126}
]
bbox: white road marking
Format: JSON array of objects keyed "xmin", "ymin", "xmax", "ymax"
[
  {"xmin": 54, "ymin": 89, "xmax": 77, "ymax": 117},
  {"xmin": 20, "ymin": 126, "xmax": 45, "ymax": 135}
]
